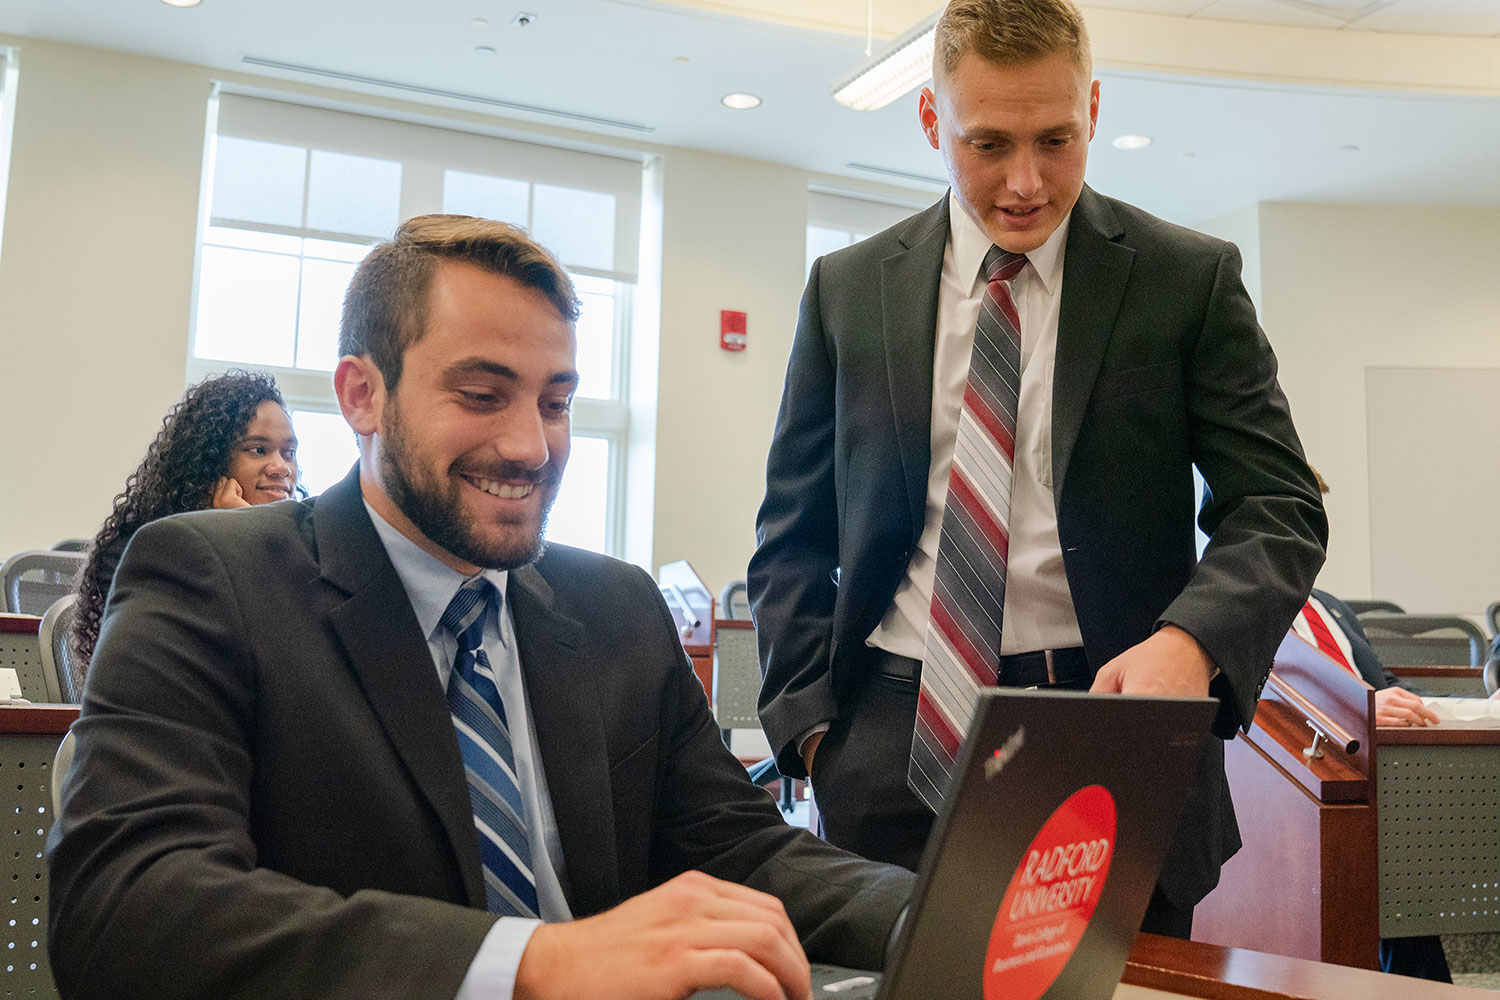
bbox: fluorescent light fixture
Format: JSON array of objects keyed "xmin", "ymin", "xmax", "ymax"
[
  {"xmin": 160, "ymin": 0, "xmax": 202, "ymax": 6},
  {"xmin": 831, "ymin": 13, "xmax": 939, "ymax": 112},
  {"xmin": 1112, "ymin": 134, "xmax": 1152, "ymax": 150},
  {"xmin": 721, "ymin": 93, "xmax": 762, "ymax": 110}
]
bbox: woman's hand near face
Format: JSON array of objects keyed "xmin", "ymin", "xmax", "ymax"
[{"xmin": 212, "ymin": 476, "xmax": 251, "ymax": 510}]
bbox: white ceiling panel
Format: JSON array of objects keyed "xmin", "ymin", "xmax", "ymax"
[
  {"xmin": 1356, "ymin": 0, "xmax": 1500, "ymax": 35},
  {"xmin": 2, "ymin": 0, "xmax": 1500, "ymax": 228},
  {"xmin": 1079, "ymin": 0, "xmax": 1217, "ymax": 15},
  {"xmin": 1195, "ymin": 0, "xmax": 1347, "ymax": 26}
]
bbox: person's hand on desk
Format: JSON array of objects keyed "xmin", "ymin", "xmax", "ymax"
[
  {"xmin": 1089, "ymin": 625, "xmax": 1214, "ymax": 698},
  {"xmin": 1374, "ymin": 687, "xmax": 1441, "ymax": 727},
  {"xmin": 513, "ymin": 870, "xmax": 813, "ymax": 1000}
]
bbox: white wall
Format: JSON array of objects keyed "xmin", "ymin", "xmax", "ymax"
[
  {"xmin": 654, "ymin": 150, "xmax": 809, "ymax": 592},
  {"xmin": 1255, "ymin": 202, "xmax": 1500, "ymax": 606},
  {"xmin": 0, "ymin": 39, "xmax": 207, "ymax": 556}
]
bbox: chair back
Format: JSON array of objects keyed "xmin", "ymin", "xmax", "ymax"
[
  {"xmin": 1358, "ymin": 613, "xmax": 1489, "ymax": 668},
  {"xmin": 40, "ymin": 595, "xmax": 81, "ymax": 704},
  {"xmin": 50, "ymin": 539, "xmax": 90, "ymax": 553},
  {"xmin": 1486, "ymin": 601, "xmax": 1499, "ymax": 638},
  {"xmin": 1345, "ymin": 599, "xmax": 1406, "ymax": 615},
  {"xmin": 2, "ymin": 550, "xmax": 86, "ymax": 616},
  {"xmin": 719, "ymin": 579, "xmax": 750, "ymax": 620}
]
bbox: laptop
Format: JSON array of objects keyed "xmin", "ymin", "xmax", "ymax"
[{"xmin": 695, "ymin": 688, "xmax": 1216, "ymax": 999}]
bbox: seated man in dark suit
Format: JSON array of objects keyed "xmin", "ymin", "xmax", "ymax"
[
  {"xmin": 47, "ymin": 215, "xmax": 914, "ymax": 1000},
  {"xmin": 1294, "ymin": 589, "xmax": 1441, "ymax": 728},
  {"xmin": 1295, "ymin": 586, "xmax": 1453, "ymax": 982}
]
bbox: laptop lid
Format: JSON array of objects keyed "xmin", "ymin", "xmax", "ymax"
[
  {"xmin": 692, "ymin": 688, "xmax": 1215, "ymax": 1000},
  {"xmin": 879, "ymin": 688, "xmax": 1215, "ymax": 1000}
]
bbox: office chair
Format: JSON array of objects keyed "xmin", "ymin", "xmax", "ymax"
[
  {"xmin": 1347, "ymin": 599, "xmax": 1406, "ymax": 616},
  {"xmin": 40, "ymin": 595, "xmax": 81, "ymax": 703},
  {"xmin": 51, "ymin": 728, "xmax": 77, "ymax": 818},
  {"xmin": 50, "ymin": 538, "xmax": 90, "ymax": 552},
  {"xmin": 2, "ymin": 549, "xmax": 86, "ymax": 615},
  {"xmin": 719, "ymin": 579, "xmax": 750, "ymax": 620},
  {"xmin": 1485, "ymin": 601, "xmax": 1499, "ymax": 638},
  {"xmin": 1358, "ymin": 613, "xmax": 1489, "ymax": 668}
]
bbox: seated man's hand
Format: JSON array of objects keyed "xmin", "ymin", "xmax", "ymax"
[
  {"xmin": 1374, "ymin": 687, "xmax": 1441, "ymax": 727},
  {"xmin": 1090, "ymin": 625, "xmax": 1214, "ymax": 699},
  {"xmin": 514, "ymin": 870, "xmax": 812, "ymax": 1000}
]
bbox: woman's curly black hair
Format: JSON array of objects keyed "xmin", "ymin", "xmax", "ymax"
[{"xmin": 71, "ymin": 369, "xmax": 298, "ymax": 670}]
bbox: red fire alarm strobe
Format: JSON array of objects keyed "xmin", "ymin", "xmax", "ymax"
[{"xmin": 721, "ymin": 310, "xmax": 747, "ymax": 351}]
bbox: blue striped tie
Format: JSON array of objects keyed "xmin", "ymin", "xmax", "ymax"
[{"xmin": 442, "ymin": 579, "xmax": 540, "ymax": 917}]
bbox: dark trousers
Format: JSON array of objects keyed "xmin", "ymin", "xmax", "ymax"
[{"xmin": 810, "ymin": 671, "xmax": 1195, "ymax": 940}]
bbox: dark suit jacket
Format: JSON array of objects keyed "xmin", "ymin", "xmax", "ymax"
[
  {"xmin": 47, "ymin": 468, "xmax": 914, "ymax": 1000},
  {"xmin": 749, "ymin": 189, "xmax": 1327, "ymax": 907}
]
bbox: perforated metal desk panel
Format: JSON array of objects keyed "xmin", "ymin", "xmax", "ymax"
[
  {"xmin": 1378, "ymin": 728, "xmax": 1500, "ymax": 938},
  {"xmin": 0, "ymin": 706, "xmax": 75, "ymax": 1000}
]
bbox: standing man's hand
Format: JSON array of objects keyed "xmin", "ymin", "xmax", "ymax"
[
  {"xmin": 1090, "ymin": 625, "xmax": 1215, "ymax": 698},
  {"xmin": 800, "ymin": 731, "xmax": 825, "ymax": 778},
  {"xmin": 514, "ymin": 870, "xmax": 812, "ymax": 1000}
]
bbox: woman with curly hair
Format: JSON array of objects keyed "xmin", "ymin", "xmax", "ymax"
[{"xmin": 71, "ymin": 369, "xmax": 300, "ymax": 669}]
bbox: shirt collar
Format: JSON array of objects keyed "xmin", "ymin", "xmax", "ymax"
[
  {"xmin": 363, "ymin": 499, "xmax": 510, "ymax": 644},
  {"xmin": 947, "ymin": 190, "xmax": 1070, "ymax": 297}
]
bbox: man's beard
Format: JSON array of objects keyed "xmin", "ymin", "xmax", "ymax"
[{"xmin": 378, "ymin": 400, "xmax": 558, "ymax": 570}]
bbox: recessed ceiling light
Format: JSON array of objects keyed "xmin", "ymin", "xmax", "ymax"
[
  {"xmin": 1341, "ymin": 144, "xmax": 1360, "ymax": 153},
  {"xmin": 473, "ymin": 45, "xmax": 497, "ymax": 57},
  {"xmin": 512, "ymin": 12, "xmax": 536, "ymax": 27},
  {"xmin": 159, "ymin": 0, "xmax": 202, "ymax": 7},
  {"xmin": 721, "ymin": 93, "xmax": 761, "ymax": 110},
  {"xmin": 471, "ymin": 17, "xmax": 489, "ymax": 28},
  {"xmin": 1112, "ymin": 134, "xmax": 1152, "ymax": 151},
  {"xmin": 673, "ymin": 56, "xmax": 691, "ymax": 65}
]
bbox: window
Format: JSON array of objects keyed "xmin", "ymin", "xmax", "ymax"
[
  {"xmin": 805, "ymin": 190, "xmax": 924, "ymax": 277},
  {"xmin": 0, "ymin": 48, "xmax": 18, "ymax": 271},
  {"xmin": 192, "ymin": 94, "xmax": 643, "ymax": 556}
]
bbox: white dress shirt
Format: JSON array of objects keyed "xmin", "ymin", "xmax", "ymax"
[
  {"xmin": 868, "ymin": 192, "xmax": 1083, "ymax": 659},
  {"xmin": 366, "ymin": 502, "xmax": 572, "ymax": 1000}
]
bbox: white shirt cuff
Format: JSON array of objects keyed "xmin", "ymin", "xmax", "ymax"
[{"xmin": 454, "ymin": 917, "xmax": 543, "ymax": 1000}]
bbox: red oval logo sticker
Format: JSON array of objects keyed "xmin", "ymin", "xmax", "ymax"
[{"xmin": 983, "ymin": 784, "xmax": 1116, "ymax": 1000}]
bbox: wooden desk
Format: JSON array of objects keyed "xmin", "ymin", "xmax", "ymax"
[
  {"xmin": 1390, "ymin": 665, "xmax": 1488, "ymax": 698},
  {"xmin": 1124, "ymin": 933, "xmax": 1494, "ymax": 999},
  {"xmin": 1195, "ymin": 633, "xmax": 1500, "ymax": 968}
]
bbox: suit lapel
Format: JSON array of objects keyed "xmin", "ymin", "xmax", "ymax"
[
  {"xmin": 1052, "ymin": 186, "xmax": 1134, "ymax": 500},
  {"xmin": 315, "ymin": 467, "xmax": 487, "ymax": 908},
  {"xmin": 884, "ymin": 197, "xmax": 951, "ymax": 536},
  {"xmin": 506, "ymin": 562, "xmax": 617, "ymax": 918}
]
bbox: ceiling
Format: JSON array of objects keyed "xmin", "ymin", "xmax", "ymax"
[{"xmin": 3, "ymin": 0, "xmax": 1500, "ymax": 226}]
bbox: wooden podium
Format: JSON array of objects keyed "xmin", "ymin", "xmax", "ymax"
[{"xmin": 1194, "ymin": 633, "xmax": 1500, "ymax": 970}]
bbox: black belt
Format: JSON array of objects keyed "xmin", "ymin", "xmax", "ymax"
[{"xmin": 874, "ymin": 647, "xmax": 1090, "ymax": 688}]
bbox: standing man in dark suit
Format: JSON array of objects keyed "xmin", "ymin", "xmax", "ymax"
[
  {"xmin": 48, "ymin": 216, "xmax": 913, "ymax": 1000},
  {"xmin": 749, "ymin": 0, "xmax": 1326, "ymax": 938}
]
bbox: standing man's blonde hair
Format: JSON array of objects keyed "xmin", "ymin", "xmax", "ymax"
[{"xmin": 934, "ymin": 0, "xmax": 1092, "ymax": 82}]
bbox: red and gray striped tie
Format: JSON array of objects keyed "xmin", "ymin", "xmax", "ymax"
[{"xmin": 910, "ymin": 246, "xmax": 1028, "ymax": 812}]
